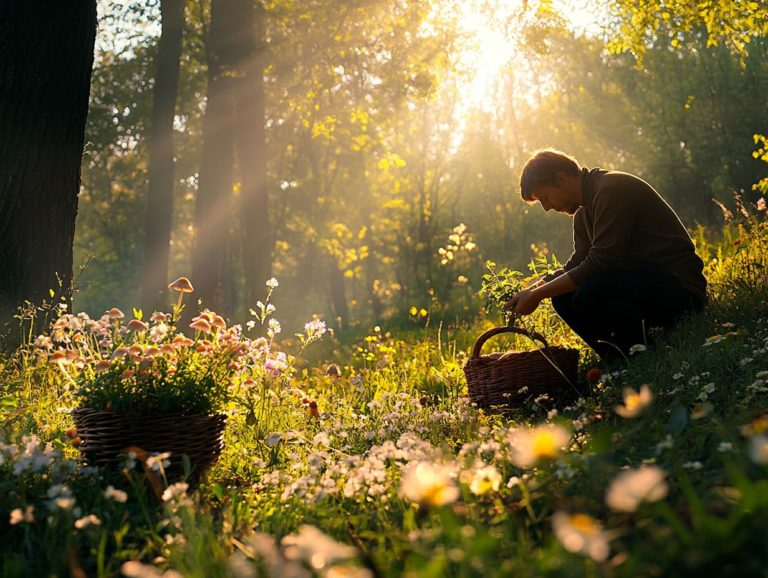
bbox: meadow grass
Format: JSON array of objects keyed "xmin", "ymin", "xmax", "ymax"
[{"xmin": 2, "ymin": 210, "xmax": 768, "ymax": 578}]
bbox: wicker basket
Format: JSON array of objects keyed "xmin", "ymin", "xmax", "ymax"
[
  {"xmin": 72, "ymin": 408, "xmax": 227, "ymax": 485},
  {"xmin": 464, "ymin": 326, "xmax": 580, "ymax": 411}
]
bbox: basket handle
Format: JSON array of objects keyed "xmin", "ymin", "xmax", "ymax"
[{"xmin": 470, "ymin": 326, "xmax": 550, "ymax": 359}]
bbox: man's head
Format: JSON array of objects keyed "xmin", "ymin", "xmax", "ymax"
[{"xmin": 520, "ymin": 149, "xmax": 583, "ymax": 215}]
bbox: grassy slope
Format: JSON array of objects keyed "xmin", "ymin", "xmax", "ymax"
[{"xmin": 1, "ymin": 213, "xmax": 768, "ymax": 577}]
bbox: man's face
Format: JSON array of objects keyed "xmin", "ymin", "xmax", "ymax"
[{"xmin": 530, "ymin": 184, "xmax": 579, "ymax": 215}]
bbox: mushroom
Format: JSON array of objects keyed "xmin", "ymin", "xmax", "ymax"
[
  {"xmin": 126, "ymin": 319, "xmax": 149, "ymax": 332},
  {"xmin": 168, "ymin": 276, "xmax": 194, "ymax": 310},
  {"xmin": 106, "ymin": 307, "xmax": 125, "ymax": 320}
]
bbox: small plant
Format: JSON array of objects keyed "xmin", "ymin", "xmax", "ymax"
[{"xmin": 479, "ymin": 260, "xmax": 525, "ymax": 325}]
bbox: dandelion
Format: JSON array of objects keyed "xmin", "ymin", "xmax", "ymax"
[
  {"xmin": 469, "ymin": 465, "xmax": 502, "ymax": 496},
  {"xmin": 605, "ymin": 465, "xmax": 669, "ymax": 512},
  {"xmin": 552, "ymin": 512, "xmax": 611, "ymax": 562},
  {"xmin": 508, "ymin": 424, "xmax": 571, "ymax": 468},
  {"xmin": 614, "ymin": 385, "xmax": 653, "ymax": 418},
  {"xmin": 9, "ymin": 505, "xmax": 34, "ymax": 525},
  {"xmin": 399, "ymin": 462, "xmax": 459, "ymax": 507},
  {"xmin": 282, "ymin": 525, "xmax": 356, "ymax": 570}
]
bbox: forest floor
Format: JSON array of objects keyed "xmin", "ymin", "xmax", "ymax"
[{"xmin": 2, "ymin": 211, "xmax": 768, "ymax": 578}]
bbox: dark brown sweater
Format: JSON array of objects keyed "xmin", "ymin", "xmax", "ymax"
[{"xmin": 563, "ymin": 168, "xmax": 707, "ymax": 301}]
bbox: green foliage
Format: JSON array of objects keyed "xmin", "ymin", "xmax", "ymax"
[{"xmin": 606, "ymin": 0, "xmax": 768, "ymax": 62}]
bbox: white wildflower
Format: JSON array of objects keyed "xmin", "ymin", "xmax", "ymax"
[
  {"xmin": 9, "ymin": 505, "xmax": 34, "ymax": 525},
  {"xmin": 399, "ymin": 462, "xmax": 459, "ymax": 507},
  {"xmin": 104, "ymin": 485, "xmax": 128, "ymax": 503},
  {"xmin": 74, "ymin": 514, "xmax": 102, "ymax": 529},
  {"xmin": 552, "ymin": 512, "xmax": 611, "ymax": 562},
  {"xmin": 605, "ymin": 465, "xmax": 669, "ymax": 512},
  {"xmin": 282, "ymin": 525, "xmax": 356, "ymax": 570}
]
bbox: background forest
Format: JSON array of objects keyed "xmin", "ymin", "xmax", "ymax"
[
  {"xmin": 5, "ymin": 2, "xmax": 768, "ymax": 577},
  {"xmin": 75, "ymin": 0, "xmax": 768, "ymax": 333}
]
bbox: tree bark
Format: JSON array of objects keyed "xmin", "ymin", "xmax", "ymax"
[
  {"xmin": 193, "ymin": 0, "xmax": 237, "ymax": 313},
  {"xmin": 0, "ymin": 1, "xmax": 97, "ymax": 346},
  {"xmin": 141, "ymin": 0, "xmax": 185, "ymax": 314},
  {"xmin": 232, "ymin": 0, "xmax": 271, "ymax": 308}
]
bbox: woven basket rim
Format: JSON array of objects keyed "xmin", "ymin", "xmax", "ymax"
[{"xmin": 73, "ymin": 407, "xmax": 227, "ymax": 420}]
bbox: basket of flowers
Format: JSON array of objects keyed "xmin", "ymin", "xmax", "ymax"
[
  {"xmin": 41, "ymin": 277, "xmax": 256, "ymax": 486},
  {"xmin": 464, "ymin": 326, "xmax": 580, "ymax": 411}
]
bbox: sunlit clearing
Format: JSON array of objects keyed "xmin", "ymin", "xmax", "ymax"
[{"xmin": 454, "ymin": 5, "xmax": 517, "ymax": 112}]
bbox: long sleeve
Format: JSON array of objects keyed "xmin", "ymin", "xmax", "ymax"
[
  {"xmin": 567, "ymin": 185, "xmax": 638, "ymax": 286},
  {"xmin": 563, "ymin": 209, "xmax": 591, "ymax": 273}
]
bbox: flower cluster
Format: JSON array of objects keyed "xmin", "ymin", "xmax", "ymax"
[{"xmin": 33, "ymin": 277, "xmax": 324, "ymax": 417}]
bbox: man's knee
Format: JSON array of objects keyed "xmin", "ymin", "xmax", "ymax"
[{"xmin": 551, "ymin": 292, "xmax": 575, "ymax": 317}]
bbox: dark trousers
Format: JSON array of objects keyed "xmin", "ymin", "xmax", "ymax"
[{"xmin": 551, "ymin": 267, "xmax": 704, "ymax": 360}]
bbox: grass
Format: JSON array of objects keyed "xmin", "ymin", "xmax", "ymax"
[{"xmin": 2, "ymin": 209, "xmax": 768, "ymax": 578}]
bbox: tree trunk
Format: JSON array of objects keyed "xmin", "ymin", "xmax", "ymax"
[
  {"xmin": 193, "ymin": 0, "xmax": 237, "ymax": 313},
  {"xmin": 0, "ymin": 1, "xmax": 97, "ymax": 347},
  {"xmin": 232, "ymin": 0, "xmax": 271, "ymax": 308},
  {"xmin": 141, "ymin": 0, "xmax": 185, "ymax": 314}
]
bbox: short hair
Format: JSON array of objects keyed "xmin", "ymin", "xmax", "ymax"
[{"xmin": 519, "ymin": 148, "xmax": 581, "ymax": 202}]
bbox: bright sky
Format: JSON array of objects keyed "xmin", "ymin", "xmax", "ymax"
[
  {"xmin": 453, "ymin": 0, "xmax": 602, "ymax": 111},
  {"xmin": 446, "ymin": 0, "xmax": 603, "ymax": 149}
]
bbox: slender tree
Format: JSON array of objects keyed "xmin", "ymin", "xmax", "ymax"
[
  {"xmin": 233, "ymin": 0, "xmax": 271, "ymax": 308},
  {"xmin": 193, "ymin": 0, "xmax": 237, "ymax": 312},
  {"xmin": 0, "ymin": 1, "xmax": 97, "ymax": 345},
  {"xmin": 141, "ymin": 0, "xmax": 186, "ymax": 313}
]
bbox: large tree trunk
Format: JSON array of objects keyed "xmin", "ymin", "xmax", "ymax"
[
  {"xmin": 0, "ymin": 1, "xmax": 97, "ymax": 347},
  {"xmin": 232, "ymin": 1, "xmax": 271, "ymax": 308},
  {"xmin": 141, "ymin": 0, "xmax": 185, "ymax": 314},
  {"xmin": 193, "ymin": 0, "xmax": 237, "ymax": 313}
]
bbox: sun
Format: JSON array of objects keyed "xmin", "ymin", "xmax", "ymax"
[{"xmin": 454, "ymin": 2, "xmax": 519, "ymax": 112}]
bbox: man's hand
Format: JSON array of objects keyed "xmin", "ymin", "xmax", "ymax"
[{"xmin": 504, "ymin": 288, "xmax": 542, "ymax": 316}]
